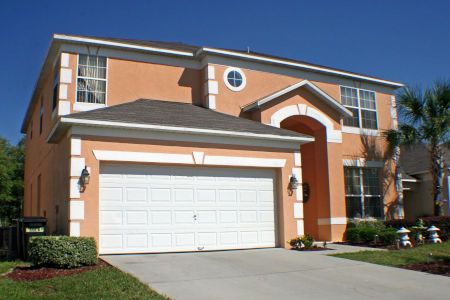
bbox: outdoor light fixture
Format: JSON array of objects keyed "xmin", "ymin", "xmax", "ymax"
[
  {"xmin": 79, "ymin": 166, "xmax": 90, "ymax": 191},
  {"xmin": 288, "ymin": 175, "xmax": 299, "ymax": 195},
  {"xmin": 302, "ymin": 183, "xmax": 310, "ymax": 203}
]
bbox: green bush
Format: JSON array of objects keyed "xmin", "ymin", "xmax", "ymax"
[
  {"xmin": 28, "ymin": 236, "xmax": 97, "ymax": 268},
  {"xmin": 300, "ymin": 234, "xmax": 314, "ymax": 249},
  {"xmin": 345, "ymin": 228, "xmax": 361, "ymax": 243},
  {"xmin": 345, "ymin": 221, "xmax": 398, "ymax": 245},
  {"xmin": 358, "ymin": 227, "xmax": 379, "ymax": 243},
  {"xmin": 287, "ymin": 234, "xmax": 315, "ymax": 249},
  {"xmin": 378, "ymin": 227, "xmax": 398, "ymax": 245}
]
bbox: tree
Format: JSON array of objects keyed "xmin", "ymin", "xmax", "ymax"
[
  {"xmin": 0, "ymin": 136, "xmax": 24, "ymax": 224},
  {"xmin": 384, "ymin": 81, "xmax": 450, "ymax": 216}
]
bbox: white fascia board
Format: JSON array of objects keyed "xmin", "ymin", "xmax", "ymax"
[
  {"xmin": 198, "ymin": 48, "xmax": 404, "ymax": 88},
  {"xmin": 53, "ymin": 34, "xmax": 194, "ymax": 57},
  {"xmin": 242, "ymin": 80, "xmax": 353, "ymax": 117},
  {"xmin": 401, "ymin": 178, "xmax": 420, "ymax": 183},
  {"xmin": 93, "ymin": 150, "xmax": 286, "ymax": 168},
  {"xmin": 59, "ymin": 117, "xmax": 314, "ymax": 144}
]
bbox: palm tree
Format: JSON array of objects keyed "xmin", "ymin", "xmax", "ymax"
[{"xmin": 384, "ymin": 81, "xmax": 450, "ymax": 216}]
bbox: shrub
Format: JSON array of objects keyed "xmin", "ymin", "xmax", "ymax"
[
  {"xmin": 287, "ymin": 234, "xmax": 315, "ymax": 249},
  {"xmin": 358, "ymin": 227, "xmax": 379, "ymax": 243},
  {"xmin": 288, "ymin": 237, "xmax": 302, "ymax": 249},
  {"xmin": 300, "ymin": 234, "xmax": 314, "ymax": 249},
  {"xmin": 345, "ymin": 228, "xmax": 361, "ymax": 243},
  {"xmin": 28, "ymin": 236, "xmax": 97, "ymax": 268},
  {"xmin": 422, "ymin": 216, "xmax": 450, "ymax": 241},
  {"xmin": 378, "ymin": 227, "xmax": 398, "ymax": 245},
  {"xmin": 385, "ymin": 216, "xmax": 450, "ymax": 241}
]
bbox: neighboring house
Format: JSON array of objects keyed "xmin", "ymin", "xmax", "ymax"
[
  {"xmin": 401, "ymin": 144, "xmax": 450, "ymax": 220},
  {"xmin": 22, "ymin": 34, "xmax": 404, "ymax": 254}
]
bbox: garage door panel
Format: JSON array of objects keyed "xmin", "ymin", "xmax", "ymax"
[
  {"xmin": 126, "ymin": 233, "xmax": 148, "ymax": 248},
  {"xmin": 125, "ymin": 188, "xmax": 148, "ymax": 202},
  {"xmin": 151, "ymin": 210, "xmax": 172, "ymax": 224},
  {"xmin": 150, "ymin": 188, "xmax": 171, "ymax": 202},
  {"xmin": 100, "ymin": 187, "xmax": 123, "ymax": 202},
  {"xmin": 99, "ymin": 164, "xmax": 276, "ymax": 254},
  {"xmin": 125, "ymin": 211, "xmax": 148, "ymax": 225}
]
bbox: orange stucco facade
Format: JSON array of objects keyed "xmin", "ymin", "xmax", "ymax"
[{"xmin": 22, "ymin": 36, "xmax": 402, "ymax": 251}]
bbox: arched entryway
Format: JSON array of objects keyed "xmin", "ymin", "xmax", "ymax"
[{"xmin": 271, "ymin": 104, "xmax": 347, "ymax": 241}]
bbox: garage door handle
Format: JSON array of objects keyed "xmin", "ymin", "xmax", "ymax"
[{"xmin": 193, "ymin": 214, "xmax": 197, "ymax": 220}]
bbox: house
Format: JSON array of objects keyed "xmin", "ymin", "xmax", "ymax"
[
  {"xmin": 22, "ymin": 34, "xmax": 404, "ymax": 254},
  {"xmin": 401, "ymin": 144, "xmax": 450, "ymax": 220}
]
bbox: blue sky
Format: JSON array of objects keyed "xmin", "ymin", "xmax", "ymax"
[{"xmin": 1, "ymin": 0, "xmax": 449, "ymax": 144}]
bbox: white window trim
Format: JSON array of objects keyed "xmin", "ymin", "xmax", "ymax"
[
  {"xmin": 342, "ymin": 126, "xmax": 379, "ymax": 136},
  {"xmin": 223, "ymin": 67, "xmax": 246, "ymax": 92},
  {"xmin": 340, "ymin": 85, "xmax": 379, "ymax": 131},
  {"xmin": 75, "ymin": 54, "xmax": 108, "ymax": 109}
]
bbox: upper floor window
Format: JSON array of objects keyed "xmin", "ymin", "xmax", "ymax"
[
  {"xmin": 344, "ymin": 167, "xmax": 383, "ymax": 219},
  {"xmin": 77, "ymin": 55, "xmax": 107, "ymax": 104},
  {"xmin": 39, "ymin": 99, "xmax": 44, "ymax": 135},
  {"xmin": 29, "ymin": 120, "xmax": 33, "ymax": 140},
  {"xmin": 52, "ymin": 70, "xmax": 59, "ymax": 111},
  {"xmin": 340, "ymin": 86, "xmax": 378, "ymax": 130},
  {"xmin": 223, "ymin": 67, "xmax": 246, "ymax": 92}
]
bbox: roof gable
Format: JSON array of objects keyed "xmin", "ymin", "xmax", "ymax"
[{"xmin": 241, "ymin": 80, "xmax": 353, "ymax": 117}]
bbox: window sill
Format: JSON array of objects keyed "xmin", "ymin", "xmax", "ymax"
[
  {"xmin": 73, "ymin": 102, "xmax": 106, "ymax": 112},
  {"xmin": 342, "ymin": 126, "xmax": 379, "ymax": 136}
]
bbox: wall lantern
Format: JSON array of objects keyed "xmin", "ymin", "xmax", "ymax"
[
  {"xmin": 302, "ymin": 183, "xmax": 310, "ymax": 203},
  {"xmin": 288, "ymin": 175, "xmax": 299, "ymax": 195},
  {"xmin": 79, "ymin": 166, "xmax": 90, "ymax": 191}
]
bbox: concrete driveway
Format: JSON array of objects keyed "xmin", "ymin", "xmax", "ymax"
[{"xmin": 103, "ymin": 248, "xmax": 450, "ymax": 300}]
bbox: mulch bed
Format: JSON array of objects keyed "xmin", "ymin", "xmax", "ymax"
[
  {"xmin": 292, "ymin": 246, "xmax": 331, "ymax": 251},
  {"xmin": 402, "ymin": 261, "xmax": 450, "ymax": 277},
  {"xmin": 6, "ymin": 259, "xmax": 108, "ymax": 281}
]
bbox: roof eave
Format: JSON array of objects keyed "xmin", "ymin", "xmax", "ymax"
[
  {"xmin": 198, "ymin": 47, "xmax": 404, "ymax": 88},
  {"xmin": 242, "ymin": 80, "xmax": 353, "ymax": 117},
  {"xmin": 47, "ymin": 117, "xmax": 315, "ymax": 147}
]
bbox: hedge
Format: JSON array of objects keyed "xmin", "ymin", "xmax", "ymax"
[
  {"xmin": 28, "ymin": 236, "xmax": 97, "ymax": 268},
  {"xmin": 385, "ymin": 216, "xmax": 450, "ymax": 241}
]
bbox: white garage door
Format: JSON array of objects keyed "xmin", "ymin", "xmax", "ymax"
[{"xmin": 99, "ymin": 164, "xmax": 276, "ymax": 254}]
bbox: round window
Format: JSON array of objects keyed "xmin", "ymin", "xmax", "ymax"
[{"xmin": 223, "ymin": 67, "xmax": 246, "ymax": 91}]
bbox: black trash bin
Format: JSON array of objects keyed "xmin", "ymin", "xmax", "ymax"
[{"xmin": 16, "ymin": 217, "xmax": 47, "ymax": 260}]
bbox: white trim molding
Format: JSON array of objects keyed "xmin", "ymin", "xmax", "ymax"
[
  {"xmin": 343, "ymin": 158, "xmax": 385, "ymax": 168},
  {"xmin": 54, "ymin": 34, "xmax": 194, "ymax": 57},
  {"xmin": 69, "ymin": 222, "xmax": 80, "ymax": 237},
  {"xmin": 70, "ymin": 200, "xmax": 85, "ymax": 220},
  {"xmin": 270, "ymin": 104, "xmax": 342, "ymax": 143},
  {"xmin": 342, "ymin": 126, "xmax": 379, "ymax": 136},
  {"xmin": 317, "ymin": 217, "xmax": 347, "ymax": 225},
  {"xmin": 73, "ymin": 102, "xmax": 107, "ymax": 112},
  {"xmin": 242, "ymin": 80, "xmax": 352, "ymax": 117},
  {"xmin": 93, "ymin": 150, "xmax": 286, "ymax": 168}
]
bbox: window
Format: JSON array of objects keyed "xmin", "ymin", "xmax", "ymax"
[
  {"xmin": 52, "ymin": 70, "xmax": 59, "ymax": 111},
  {"xmin": 77, "ymin": 54, "xmax": 107, "ymax": 104},
  {"xmin": 39, "ymin": 99, "xmax": 44, "ymax": 135},
  {"xmin": 341, "ymin": 86, "xmax": 377, "ymax": 129},
  {"xmin": 37, "ymin": 174, "xmax": 41, "ymax": 216},
  {"xmin": 223, "ymin": 67, "xmax": 246, "ymax": 91},
  {"xmin": 29, "ymin": 120, "xmax": 33, "ymax": 140},
  {"xmin": 344, "ymin": 167, "xmax": 383, "ymax": 218}
]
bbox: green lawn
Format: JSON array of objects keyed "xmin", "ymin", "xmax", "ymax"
[
  {"xmin": 332, "ymin": 242, "xmax": 450, "ymax": 267},
  {"xmin": 0, "ymin": 260, "xmax": 168, "ymax": 300}
]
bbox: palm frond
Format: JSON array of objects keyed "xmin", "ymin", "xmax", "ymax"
[{"xmin": 398, "ymin": 86, "xmax": 424, "ymax": 124}]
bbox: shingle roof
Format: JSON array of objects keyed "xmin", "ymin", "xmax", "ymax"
[
  {"xmin": 400, "ymin": 144, "xmax": 450, "ymax": 175},
  {"xmin": 60, "ymin": 34, "xmax": 399, "ymax": 84},
  {"xmin": 64, "ymin": 99, "xmax": 312, "ymax": 139}
]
